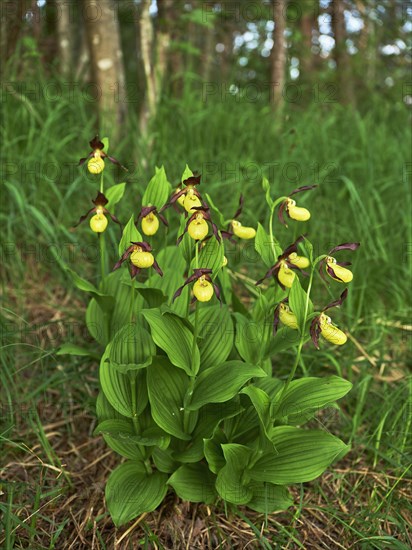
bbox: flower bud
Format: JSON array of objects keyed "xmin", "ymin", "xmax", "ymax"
[
  {"xmin": 288, "ymin": 252, "xmax": 309, "ymax": 269},
  {"xmin": 89, "ymin": 213, "xmax": 108, "ymax": 233},
  {"xmin": 278, "ymin": 261, "xmax": 295, "ymax": 288},
  {"xmin": 287, "ymin": 199, "xmax": 310, "ymax": 221},
  {"xmin": 231, "ymin": 220, "xmax": 256, "ymax": 239},
  {"xmin": 188, "ymin": 217, "xmax": 208, "ymax": 241},
  {"xmin": 222, "ymin": 255, "xmax": 228, "ymax": 267},
  {"xmin": 141, "ymin": 213, "xmax": 159, "ymax": 236},
  {"xmin": 88, "ymin": 156, "xmax": 105, "ymax": 174},
  {"xmin": 279, "ymin": 303, "xmax": 298, "ymax": 329},
  {"xmin": 130, "ymin": 250, "xmax": 155, "ymax": 269},
  {"xmin": 319, "ymin": 314, "xmax": 347, "ymax": 345},
  {"xmin": 193, "ymin": 277, "xmax": 214, "ymax": 302}
]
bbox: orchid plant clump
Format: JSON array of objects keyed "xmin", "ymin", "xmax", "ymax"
[{"xmin": 60, "ymin": 136, "xmax": 360, "ymax": 527}]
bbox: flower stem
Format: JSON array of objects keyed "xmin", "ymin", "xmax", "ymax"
[
  {"xmin": 277, "ymin": 264, "xmax": 315, "ymax": 403},
  {"xmin": 99, "ymin": 233, "xmax": 107, "ymax": 281},
  {"xmin": 130, "ymin": 278, "xmax": 136, "ymax": 322},
  {"xmin": 100, "ymin": 171, "xmax": 104, "ymax": 194}
]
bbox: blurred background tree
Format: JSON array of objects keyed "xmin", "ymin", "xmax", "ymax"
[{"xmin": 1, "ymin": 0, "xmax": 410, "ymax": 136}]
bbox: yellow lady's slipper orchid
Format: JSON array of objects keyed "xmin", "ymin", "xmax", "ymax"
[
  {"xmin": 113, "ymin": 241, "xmax": 163, "ymax": 279},
  {"xmin": 177, "ymin": 206, "xmax": 221, "ymax": 245},
  {"xmin": 278, "ymin": 260, "xmax": 296, "ymax": 288},
  {"xmin": 319, "ymin": 313, "xmax": 347, "ymax": 345},
  {"xmin": 255, "ymin": 236, "xmax": 303, "ymax": 290},
  {"xmin": 173, "ymin": 268, "xmax": 221, "ymax": 303},
  {"xmin": 88, "ymin": 156, "xmax": 105, "ymax": 174},
  {"xmin": 79, "ymin": 136, "xmax": 126, "ymax": 173},
  {"xmin": 188, "ymin": 215, "xmax": 209, "ymax": 240},
  {"xmin": 286, "ymin": 198, "xmax": 310, "ymax": 221},
  {"xmin": 278, "ymin": 185, "xmax": 317, "ymax": 226},
  {"xmin": 325, "ymin": 257, "xmax": 353, "ymax": 283},
  {"xmin": 74, "ymin": 191, "xmax": 121, "ymax": 233},
  {"xmin": 231, "ymin": 220, "xmax": 256, "ymax": 239},
  {"xmin": 310, "ymin": 289, "xmax": 348, "ymax": 349},
  {"xmin": 320, "ymin": 243, "xmax": 360, "ymax": 283},
  {"xmin": 193, "ymin": 276, "xmax": 214, "ymax": 302},
  {"xmin": 184, "ymin": 188, "xmax": 202, "ymax": 213},
  {"xmin": 288, "ymin": 251, "xmax": 310, "ymax": 269},
  {"xmin": 279, "ymin": 302, "xmax": 298, "ymax": 329},
  {"xmin": 130, "ymin": 248, "xmax": 155, "ymax": 269},
  {"xmin": 141, "ymin": 212, "xmax": 160, "ymax": 236},
  {"xmin": 89, "ymin": 211, "xmax": 108, "ymax": 233}
]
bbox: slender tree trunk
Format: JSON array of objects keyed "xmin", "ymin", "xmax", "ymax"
[
  {"xmin": 56, "ymin": 0, "xmax": 71, "ymax": 75},
  {"xmin": 270, "ymin": 0, "xmax": 287, "ymax": 111},
  {"xmin": 83, "ymin": 0, "xmax": 126, "ymax": 138},
  {"xmin": 139, "ymin": 0, "xmax": 156, "ymax": 134},
  {"xmin": 332, "ymin": 0, "xmax": 355, "ymax": 105}
]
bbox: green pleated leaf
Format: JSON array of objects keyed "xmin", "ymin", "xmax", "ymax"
[
  {"xmin": 146, "ymin": 357, "xmax": 191, "ymax": 440},
  {"xmin": 56, "ymin": 343, "xmax": 100, "ymax": 360},
  {"xmin": 234, "ymin": 313, "xmax": 266, "ymax": 363},
  {"xmin": 181, "ymin": 164, "xmax": 193, "ymax": 182},
  {"xmin": 255, "ymin": 223, "xmax": 280, "ymax": 267},
  {"xmin": 100, "ymin": 347, "xmax": 148, "ymax": 418},
  {"xmin": 240, "ymin": 385, "xmax": 272, "ymax": 436},
  {"xmin": 216, "ymin": 444, "xmax": 254, "ymax": 505},
  {"xmin": 106, "ymin": 462, "xmax": 168, "ymax": 526},
  {"xmin": 187, "ymin": 361, "xmax": 266, "ymax": 411},
  {"xmin": 247, "ymin": 483, "xmax": 293, "ymax": 513},
  {"xmin": 191, "ymin": 304, "xmax": 233, "ymax": 371},
  {"xmin": 153, "ymin": 448, "xmax": 179, "ymax": 473},
  {"xmin": 204, "ymin": 192, "xmax": 226, "ymax": 227},
  {"xmin": 65, "ymin": 268, "xmax": 114, "ymax": 312},
  {"xmin": 204, "ymin": 429, "xmax": 227, "ymax": 474},
  {"xmin": 118, "ymin": 215, "xmax": 142, "ymax": 256},
  {"xmin": 249, "ymin": 426, "xmax": 349, "ymax": 484},
  {"xmin": 266, "ymin": 326, "xmax": 302, "ymax": 356},
  {"xmin": 143, "ymin": 309, "xmax": 200, "ymax": 376},
  {"xmin": 109, "ymin": 323, "xmax": 155, "ymax": 373},
  {"xmin": 105, "ymin": 182, "xmax": 126, "ymax": 210},
  {"xmin": 289, "ymin": 277, "xmax": 312, "ymax": 330},
  {"xmin": 262, "ymin": 177, "xmax": 274, "ymax": 209},
  {"xmin": 168, "ymin": 463, "xmax": 217, "ymax": 504},
  {"xmin": 196, "ymin": 235, "xmax": 224, "ymax": 277},
  {"xmin": 142, "ymin": 166, "xmax": 171, "ymax": 210},
  {"xmin": 272, "ymin": 376, "xmax": 352, "ymax": 425}
]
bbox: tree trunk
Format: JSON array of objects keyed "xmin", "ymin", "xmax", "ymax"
[
  {"xmin": 332, "ymin": 0, "xmax": 355, "ymax": 105},
  {"xmin": 270, "ymin": 0, "xmax": 287, "ymax": 111},
  {"xmin": 83, "ymin": 0, "xmax": 126, "ymax": 138},
  {"xmin": 56, "ymin": 0, "xmax": 71, "ymax": 75},
  {"xmin": 138, "ymin": 0, "xmax": 156, "ymax": 134}
]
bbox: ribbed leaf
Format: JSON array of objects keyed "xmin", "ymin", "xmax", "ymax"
[
  {"xmin": 105, "ymin": 182, "xmax": 126, "ymax": 210},
  {"xmin": 266, "ymin": 326, "xmax": 301, "ymax": 356},
  {"xmin": 100, "ymin": 347, "xmax": 147, "ymax": 418},
  {"xmin": 118, "ymin": 215, "xmax": 142, "ymax": 256},
  {"xmin": 109, "ymin": 323, "xmax": 155, "ymax": 373},
  {"xmin": 249, "ymin": 427, "xmax": 349, "ymax": 484},
  {"xmin": 240, "ymin": 385, "xmax": 272, "ymax": 436},
  {"xmin": 143, "ymin": 309, "xmax": 200, "ymax": 376},
  {"xmin": 234, "ymin": 313, "xmax": 266, "ymax": 363},
  {"xmin": 255, "ymin": 223, "xmax": 280, "ymax": 267},
  {"xmin": 66, "ymin": 268, "xmax": 114, "ymax": 312},
  {"xmin": 273, "ymin": 376, "xmax": 352, "ymax": 425},
  {"xmin": 191, "ymin": 304, "xmax": 233, "ymax": 371},
  {"xmin": 142, "ymin": 166, "xmax": 170, "ymax": 210},
  {"xmin": 187, "ymin": 360, "xmax": 266, "ymax": 411},
  {"xmin": 168, "ymin": 463, "xmax": 217, "ymax": 504},
  {"xmin": 106, "ymin": 462, "xmax": 167, "ymax": 526},
  {"xmin": 289, "ymin": 277, "xmax": 311, "ymax": 330},
  {"xmin": 216, "ymin": 444, "xmax": 254, "ymax": 505},
  {"xmin": 247, "ymin": 483, "xmax": 293, "ymax": 513},
  {"xmin": 146, "ymin": 357, "xmax": 191, "ymax": 440},
  {"xmin": 196, "ymin": 235, "xmax": 224, "ymax": 277}
]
